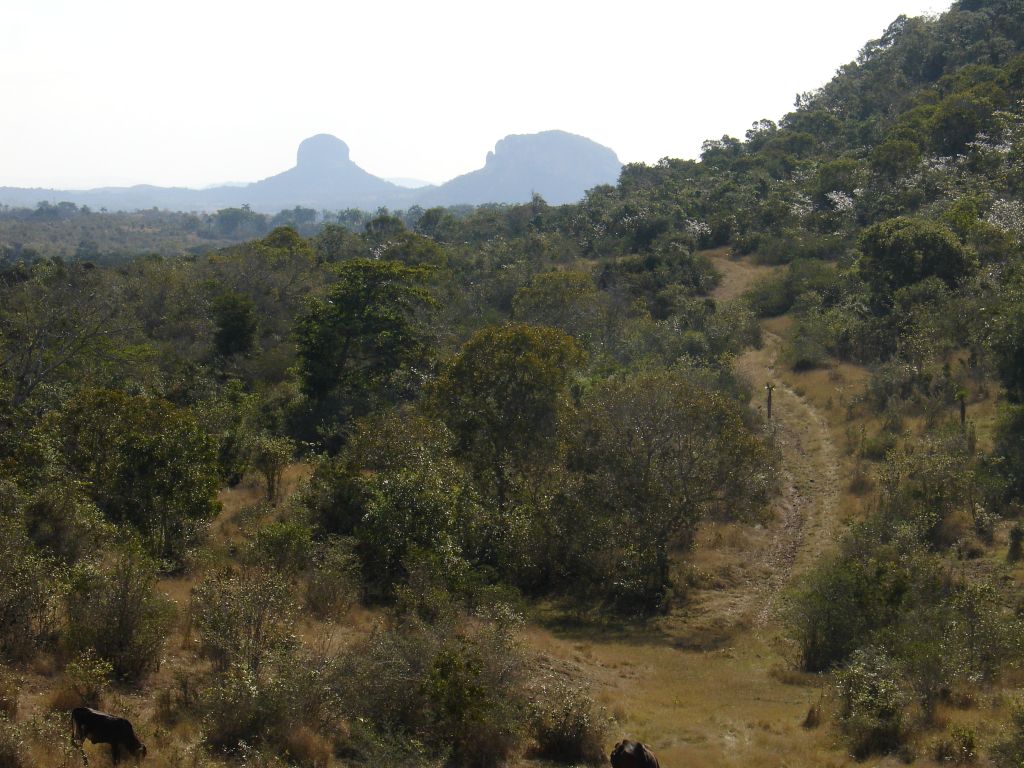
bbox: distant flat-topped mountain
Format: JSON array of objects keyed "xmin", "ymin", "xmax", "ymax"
[
  {"xmin": 419, "ymin": 130, "xmax": 623, "ymax": 207},
  {"xmin": 0, "ymin": 131, "xmax": 622, "ymax": 213},
  {"xmin": 241, "ymin": 134, "xmax": 407, "ymax": 210}
]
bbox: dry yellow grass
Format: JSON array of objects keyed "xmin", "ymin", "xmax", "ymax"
[{"xmin": 703, "ymin": 248, "xmax": 781, "ymax": 302}]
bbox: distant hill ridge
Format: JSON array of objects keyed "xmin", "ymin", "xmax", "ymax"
[{"xmin": 0, "ymin": 131, "xmax": 622, "ymax": 213}]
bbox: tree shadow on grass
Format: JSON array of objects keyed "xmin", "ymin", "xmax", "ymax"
[{"xmin": 533, "ymin": 601, "xmax": 740, "ymax": 652}]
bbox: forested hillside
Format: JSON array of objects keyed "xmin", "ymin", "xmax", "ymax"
[{"xmin": 2, "ymin": 1, "xmax": 1024, "ymax": 766}]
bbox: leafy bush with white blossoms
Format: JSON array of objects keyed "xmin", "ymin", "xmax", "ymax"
[
  {"xmin": 835, "ymin": 646, "xmax": 910, "ymax": 758},
  {"xmin": 988, "ymin": 198, "xmax": 1024, "ymax": 238},
  {"xmin": 825, "ymin": 190, "xmax": 856, "ymax": 212}
]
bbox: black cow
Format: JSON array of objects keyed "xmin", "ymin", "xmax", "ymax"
[
  {"xmin": 611, "ymin": 739, "xmax": 660, "ymax": 768},
  {"xmin": 71, "ymin": 707, "xmax": 147, "ymax": 765}
]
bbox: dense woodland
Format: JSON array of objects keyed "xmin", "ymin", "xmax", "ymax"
[{"xmin": 4, "ymin": 1, "xmax": 1024, "ymax": 765}]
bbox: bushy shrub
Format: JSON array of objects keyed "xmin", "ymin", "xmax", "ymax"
[
  {"xmin": 343, "ymin": 720, "xmax": 442, "ymax": 768},
  {"xmin": 0, "ymin": 667, "xmax": 19, "ymax": 720},
  {"xmin": 21, "ymin": 481, "xmax": 110, "ymax": 564},
  {"xmin": 982, "ymin": 270, "xmax": 1024, "ymax": 402},
  {"xmin": 993, "ymin": 405, "xmax": 1024, "ymax": 505},
  {"xmin": 992, "ymin": 703, "xmax": 1024, "ymax": 768},
  {"xmin": 858, "ymin": 217, "xmax": 975, "ymax": 297},
  {"xmin": 357, "ymin": 458, "xmax": 479, "ymax": 595},
  {"xmin": 63, "ymin": 649, "xmax": 113, "ymax": 707},
  {"xmin": 529, "ymin": 678, "xmax": 608, "ymax": 764},
  {"xmin": 64, "ymin": 541, "xmax": 176, "ymax": 681},
  {"xmin": 340, "ymin": 609, "xmax": 527, "ymax": 768},
  {"xmin": 302, "ymin": 409, "xmax": 456, "ymax": 538},
  {"xmin": 0, "ymin": 517, "xmax": 63, "ymax": 661},
  {"xmin": 512, "ymin": 270, "xmax": 610, "ymax": 346},
  {"xmin": 201, "ymin": 664, "xmax": 294, "ymax": 753},
  {"xmin": 835, "ymin": 646, "xmax": 910, "ymax": 758},
  {"xmin": 54, "ymin": 388, "xmax": 221, "ymax": 564},
  {"xmin": 705, "ymin": 299, "xmax": 763, "ymax": 356},
  {"xmin": 191, "ymin": 567, "xmax": 297, "ymax": 676},
  {"xmin": 0, "ymin": 716, "xmax": 30, "ymax": 768},
  {"xmin": 875, "ymin": 427, "xmax": 977, "ymax": 550},
  {"xmin": 248, "ymin": 519, "xmax": 314, "ymax": 574},
  {"xmin": 745, "ymin": 274, "xmax": 791, "ymax": 317},
  {"xmin": 1009, "ymin": 523, "xmax": 1024, "ymax": 563},
  {"xmin": 249, "ymin": 434, "xmax": 294, "ymax": 503},
  {"xmin": 745, "ymin": 259, "xmax": 842, "ymax": 318},
  {"xmin": 788, "ymin": 524, "xmax": 937, "ymax": 672},
  {"xmin": 891, "ymin": 584, "xmax": 1012, "ymax": 720},
  {"xmin": 865, "ymin": 360, "xmax": 933, "ymax": 413},
  {"xmin": 567, "ymin": 368, "xmax": 773, "ymax": 614},
  {"xmin": 305, "ymin": 537, "xmax": 360, "ymax": 620},
  {"xmin": 784, "ymin": 317, "xmax": 829, "ymax": 370},
  {"xmin": 933, "ymin": 725, "xmax": 977, "ymax": 764},
  {"xmin": 201, "ymin": 644, "xmax": 344, "ymax": 757}
]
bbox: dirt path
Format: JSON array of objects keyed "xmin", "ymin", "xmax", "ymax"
[
  {"xmin": 685, "ymin": 253, "xmax": 841, "ymax": 630},
  {"xmin": 735, "ymin": 331, "xmax": 841, "ymax": 626},
  {"xmin": 666, "ymin": 329, "xmax": 842, "ymax": 642},
  {"xmin": 521, "ymin": 254, "xmax": 849, "ymax": 768}
]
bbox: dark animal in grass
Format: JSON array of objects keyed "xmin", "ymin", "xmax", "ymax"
[
  {"xmin": 71, "ymin": 707, "xmax": 147, "ymax": 765},
  {"xmin": 611, "ymin": 739, "xmax": 660, "ymax": 768}
]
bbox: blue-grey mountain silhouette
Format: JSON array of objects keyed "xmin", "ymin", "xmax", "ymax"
[
  {"xmin": 419, "ymin": 130, "xmax": 622, "ymax": 206},
  {"xmin": 0, "ymin": 131, "xmax": 622, "ymax": 212},
  {"xmin": 239, "ymin": 134, "xmax": 406, "ymax": 209}
]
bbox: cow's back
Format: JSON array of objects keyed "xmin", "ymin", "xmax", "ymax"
[
  {"xmin": 71, "ymin": 707, "xmax": 144, "ymax": 754},
  {"xmin": 611, "ymin": 739, "xmax": 660, "ymax": 768}
]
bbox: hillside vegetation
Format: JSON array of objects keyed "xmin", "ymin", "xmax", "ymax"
[{"xmin": 3, "ymin": 1, "xmax": 1024, "ymax": 766}]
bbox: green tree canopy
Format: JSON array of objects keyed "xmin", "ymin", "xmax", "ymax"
[
  {"xmin": 0, "ymin": 260, "xmax": 132, "ymax": 407},
  {"xmin": 294, "ymin": 258, "xmax": 435, "ymax": 418},
  {"xmin": 54, "ymin": 389, "xmax": 220, "ymax": 563},
  {"xmin": 858, "ymin": 217, "xmax": 976, "ymax": 297},
  {"xmin": 568, "ymin": 369, "xmax": 773, "ymax": 610},
  {"xmin": 432, "ymin": 324, "xmax": 584, "ymax": 507},
  {"xmin": 512, "ymin": 270, "xmax": 608, "ymax": 345},
  {"xmin": 211, "ymin": 289, "xmax": 259, "ymax": 358}
]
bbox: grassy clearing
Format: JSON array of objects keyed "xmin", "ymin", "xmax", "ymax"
[{"xmin": 704, "ymin": 248, "xmax": 781, "ymax": 302}]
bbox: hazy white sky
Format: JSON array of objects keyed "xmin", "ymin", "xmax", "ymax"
[{"xmin": 1, "ymin": 0, "xmax": 948, "ymax": 189}]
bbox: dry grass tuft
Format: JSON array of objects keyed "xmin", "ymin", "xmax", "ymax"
[
  {"xmin": 802, "ymin": 700, "xmax": 823, "ymax": 729},
  {"xmin": 280, "ymin": 725, "xmax": 333, "ymax": 768},
  {"xmin": 769, "ymin": 664, "xmax": 819, "ymax": 687},
  {"xmin": 44, "ymin": 683, "xmax": 85, "ymax": 713},
  {"xmin": 935, "ymin": 509, "xmax": 974, "ymax": 550}
]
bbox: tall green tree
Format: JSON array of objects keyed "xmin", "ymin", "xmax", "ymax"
[
  {"xmin": 569, "ymin": 369, "xmax": 773, "ymax": 611},
  {"xmin": 211, "ymin": 289, "xmax": 259, "ymax": 358},
  {"xmin": 294, "ymin": 259, "xmax": 435, "ymax": 422},
  {"xmin": 55, "ymin": 389, "xmax": 220, "ymax": 563},
  {"xmin": 858, "ymin": 217, "xmax": 976, "ymax": 298},
  {"xmin": 432, "ymin": 324, "xmax": 583, "ymax": 508},
  {"xmin": 512, "ymin": 271, "xmax": 609, "ymax": 346},
  {"xmin": 0, "ymin": 261, "xmax": 131, "ymax": 407}
]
